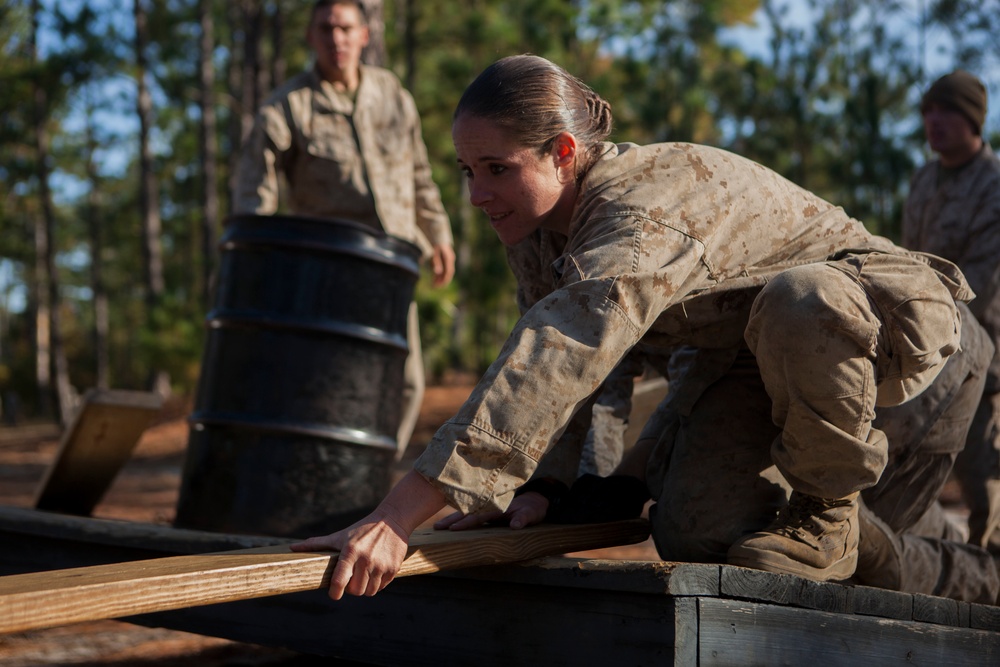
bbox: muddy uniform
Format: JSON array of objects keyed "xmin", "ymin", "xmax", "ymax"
[
  {"xmin": 903, "ymin": 142, "xmax": 1000, "ymax": 551},
  {"xmin": 414, "ymin": 142, "xmax": 999, "ymax": 602},
  {"xmin": 235, "ymin": 65, "xmax": 453, "ymax": 450}
]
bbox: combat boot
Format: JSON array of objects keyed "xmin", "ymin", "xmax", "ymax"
[{"xmin": 727, "ymin": 491, "xmax": 859, "ymax": 581}]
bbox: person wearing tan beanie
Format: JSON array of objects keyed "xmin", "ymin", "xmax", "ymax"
[
  {"xmin": 918, "ymin": 70, "xmax": 988, "ymax": 167},
  {"xmin": 903, "ymin": 70, "xmax": 1000, "ymax": 556}
]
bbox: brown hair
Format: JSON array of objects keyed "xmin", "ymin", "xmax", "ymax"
[
  {"xmin": 455, "ymin": 55, "xmax": 613, "ymax": 175},
  {"xmin": 312, "ymin": 0, "xmax": 367, "ymax": 24}
]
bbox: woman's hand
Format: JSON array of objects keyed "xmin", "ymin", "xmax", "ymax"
[
  {"xmin": 433, "ymin": 491, "xmax": 550, "ymax": 531},
  {"xmin": 290, "ymin": 470, "xmax": 446, "ymax": 600},
  {"xmin": 291, "ymin": 511, "xmax": 410, "ymax": 600}
]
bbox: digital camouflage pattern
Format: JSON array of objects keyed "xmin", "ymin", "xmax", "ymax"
[
  {"xmin": 903, "ymin": 142, "xmax": 1000, "ymax": 552},
  {"xmin": 415, "ymin": 142, "xmax": 966, "ymax": 510},
  {"xmin": 903, "ymin": 143, "xmax": 1000, "ymax": 389},
  {"xmin": 234, "ymin": 65, "xmax": 453, "ymax": 256},
  {"xmin": 414, "ymin": 141, "xmax": 999, "ymax": 602}
]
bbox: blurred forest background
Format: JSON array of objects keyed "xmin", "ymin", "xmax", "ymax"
[{"xmin": 1, "ymin": 0, "xmax": 999, "ymax": 426}]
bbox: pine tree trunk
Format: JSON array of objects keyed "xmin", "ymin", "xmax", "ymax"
[
  {"xmin": 31, "ymin": 0, "xmax": 74, "ymax": 423},
  {"xmin": 134, "ymin": 0, "xmax": 169, "ymax": 397},
  {"xmin": 361, "ymin": 0, "xmax": 385, "ymax": 66},
  {"xmin": 84, "ymin": 95, "xmax": 110, "ymax": 390},
  {"xmin": 198, "ymin": 0, "xmax": 219, "ymax": 311}
]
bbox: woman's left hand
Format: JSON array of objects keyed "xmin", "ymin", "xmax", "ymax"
[{"xmin": 433, "ymin": 491, "xmax": 550, "ymax": 531}]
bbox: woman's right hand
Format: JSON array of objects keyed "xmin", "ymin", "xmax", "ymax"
[
  {"xmin": 291, "ymin": 511, "xmax": 410, "ymax": 600},
  {"xmin": 291, "ymin": 470, "xmax": 447, "ymax": 600},
  {"xmin": 433, "ymin": 491, "xmax": 550, "ymax": 531}
]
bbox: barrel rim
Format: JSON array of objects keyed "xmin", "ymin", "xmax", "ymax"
[
  {"xmin": 203, "ymin": 312, "xmax": 410, "ymax": 351},
  {"xmin": 188, "ymin": 414, "xmax": 399, "ymax": 451},
  {"xmin": 223, "ymin": 213, "xmax": 422, "ymax": 270}
]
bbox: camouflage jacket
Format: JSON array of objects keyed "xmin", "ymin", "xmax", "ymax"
[
  {"xmin": 414, "ymin": 142, "xmax": 970, "ymax": 514},
  {"xmin": 233, "ymin": 65, "xmax": 452, "ymax": 257},
  {"xmin": 902, "ymin": 143, "xmax": 1000, "ymax": 390}
]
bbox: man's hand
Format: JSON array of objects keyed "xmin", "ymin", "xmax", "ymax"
[
  {"xmin": 433, "ymin": 492, "xmax": 550, "ymax": 531},
  {"xmin": 431, "ymin": 243, "xmax": 455, "ymax": 288}
]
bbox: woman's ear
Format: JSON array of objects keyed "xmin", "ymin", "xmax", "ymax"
[
  {"xmin": 552, "ymin": 132, "xmax": 578, "ymax": 183},
  {"xmin": 552, "ymin": 132, "xmax": 577, "ymax": 165}
]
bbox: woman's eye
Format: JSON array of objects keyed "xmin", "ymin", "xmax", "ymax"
[{"xmin": 489, "ymin": 164, "xmax": 506, "ymax": 175}]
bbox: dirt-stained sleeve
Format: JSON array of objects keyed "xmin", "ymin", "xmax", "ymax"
[
  {"xmin": 233, "ymin": 103, "xmax": 292, "ymax": 215},
  {"xmin": 413, "ymin": 220, "xmax": 703, "ymax": 514}
]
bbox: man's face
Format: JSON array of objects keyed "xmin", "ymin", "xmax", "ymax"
[
  {"xmin": 922, "ymin": 102, "xmax": 979, "ymax": 157},
  {"xmin": 307, "ymin": 3, "xmax": 369, "ymax": 83}
]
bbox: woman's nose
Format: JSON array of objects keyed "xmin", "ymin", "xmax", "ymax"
[{"xmin": 468, "ymin": 184, "xmax": 492, "ymax": 208}]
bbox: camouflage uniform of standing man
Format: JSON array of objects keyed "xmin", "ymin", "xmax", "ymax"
[
  {"xmin": 902, "ymin": 70, "xmax": 1000, "ymax": 553},
  {"xmin": 234, "ymin": 0, "xmax": 455, "ymax": 454}
]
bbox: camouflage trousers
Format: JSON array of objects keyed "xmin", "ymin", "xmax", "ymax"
[
  {"xmin": 646, "ymin": 253, "xmax": 999, "ymax": 603},
  {"xmin": 396, "ymin": 302, "xmax": 424, "ymax": 457},
  {"xmin": 953, "ymin": 389, "xmax": 1000, "ymax": 553}
]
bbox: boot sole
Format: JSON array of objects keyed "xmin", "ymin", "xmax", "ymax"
[{"xmin": 727, "ymin": 546, "xmax": 859, "ymax": 582}]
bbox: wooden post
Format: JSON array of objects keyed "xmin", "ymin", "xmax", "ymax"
[{"xmin": 33, "ymin": 388, "xmax": 164, "ymax": 515}]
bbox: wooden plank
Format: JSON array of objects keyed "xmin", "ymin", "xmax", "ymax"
[
  {"xmin": 697, "ymin": 597, "xmax": 1000, "ymax": 666},
  {"xmin": 973, "ymin": 603, "xmax": 1000, "ymax": 632},
  {"xmin": 129, "ymin": 569, "xmax": 686, "ymax": 666},
  {"xmin": 33, "ymin": 388, "xmax": 164, "ymax": 516},
  {"xmin": 0, "ymin": 518, "xmax": 650, "ymax": 634},
  {"xmin": 720, "ymin": 564, "xmax": 849, "ymax": 614},
  {"xmin": 847, "ymin": 583, "xmax": 914, "ymax": 621},
  {"xmin": 442, "ymin": 556, "xmax": 721, "ymax": 597},
  {"xmin": 0, "ymin": 505, "xmax": 286, "ymax": 555},
  {"xmin": 913, "ymin": 592, "xmax": 964, "ymax": 626},
  {"xmin": 672, "ymin": 596, "xmax": 699, "ymax": 667}
]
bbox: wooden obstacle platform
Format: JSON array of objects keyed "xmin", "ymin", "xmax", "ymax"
[{"xmin": 0, "ymin": 506, "xmax": 998, "ymax": 665}]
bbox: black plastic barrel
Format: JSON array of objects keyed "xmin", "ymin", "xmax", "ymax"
[{"xmin": 174, "ymin": 213, "xmax": 421, "ymax": 537}]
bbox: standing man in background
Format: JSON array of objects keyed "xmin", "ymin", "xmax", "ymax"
[
  {"xmin": 902, "ymin": 70, "xmax": 1000, "ymax": 553},
  {"xmin": 234, "ymin": 0, "xmax": 455, "ymax": 454}
]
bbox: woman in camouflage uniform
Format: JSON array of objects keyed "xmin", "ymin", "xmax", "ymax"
[{"xmin": 294, "ymin": 55, "xmax": 999, "ymax": 603}]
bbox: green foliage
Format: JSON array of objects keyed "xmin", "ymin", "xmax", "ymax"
[{"xmin": 1, "ymin": 0, "xmax": 995, "ymax": 412}]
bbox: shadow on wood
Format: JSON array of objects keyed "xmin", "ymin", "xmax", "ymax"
[
  {"xmin": 33, "ymin": 388, "xmax": 164, "ymax": 516},
  {"xmin": 0, "ymin": 508, "xmax": 998, "ymax": 665},
  {"xmin": 0, "ymin": 515, "xmax": 651, "ymax": 635}
]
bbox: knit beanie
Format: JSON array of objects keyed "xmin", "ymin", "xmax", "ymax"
[{"xmin": 920, "ymin": 70, "xmax": 988, "ymax": 134}]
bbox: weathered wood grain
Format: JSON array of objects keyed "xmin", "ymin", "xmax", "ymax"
[
  {"xmin": 0, "ymin": 518, "xmax": 650, "ymax": 634},
  {"xmin": 847, "ymin": 583, "xmax": 915, "ymax": 621},
  {"xmin": 443, "ymin": 556, "xmax": 721, "ymax": 597},
  {"xmin": 720, "ymin": 563, "xmax": 849, "ymax": 613},
  {"xmin": 33, "ymin": 388, "xmax": 164, "ymax": 516},
  {"xmin": 697, "ymin": 597, "xmax": 1000, "ymax": 666}
]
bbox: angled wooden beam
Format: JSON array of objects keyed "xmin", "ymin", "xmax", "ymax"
[
  {"xmin": 33, "ymin": 388, "xmax": 164, "ymax": 516},
  {"xmin": 0, "ymin": 518, "xmax": 650, "ymax": 635}
]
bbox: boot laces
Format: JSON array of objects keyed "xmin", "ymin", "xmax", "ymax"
[{"xmin": 775, "ymin": 494, "xmax": 852, "ymax": 536}]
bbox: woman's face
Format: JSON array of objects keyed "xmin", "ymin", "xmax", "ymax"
[{"xmin": 452, "ymin": 114, "xmax": 577, "ymax": 246}]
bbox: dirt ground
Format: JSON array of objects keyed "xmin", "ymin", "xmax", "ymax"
[{"xmin": 0, "ymin": 379, "xmax": 662, "ymax": 666}]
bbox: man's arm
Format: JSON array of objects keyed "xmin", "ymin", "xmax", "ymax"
[
  {"xmin": 401, "ymin": 91, "xmax": 453, "ymax": 262},
  {"xmin": 233, "ymin": 106, "xmax": 291, "ymax": 215}
]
